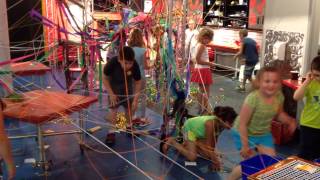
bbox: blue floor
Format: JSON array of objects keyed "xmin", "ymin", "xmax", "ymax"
[{"xmin": 1, "ymin": 69, "xmax": 300, "ymax": 179}]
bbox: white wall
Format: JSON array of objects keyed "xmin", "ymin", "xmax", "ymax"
[
  {"xmin": 0, "ymin": 1, "xmax": 11, "ymax": 62},
  {"xmin": 262, "ymin": 0, "xmax": 311, "ymax": 74},
  {"xmin": 319, "ymin": 31, "xmax": 320, "ymax": 46},
  {"xmin": 304, "ymin": 0, "xmax": 320, "ymax": 75},
  {"xmin": 213, "ymin": 28, "xmax": 262, "ymax": 47},
  {"xmin": 67, "ymin": 2, "xmax": 93, "ymax": 43}
]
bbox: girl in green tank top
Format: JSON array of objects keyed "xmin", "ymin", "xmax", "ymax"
[
  {"xmin": 229, "ymin": 66, "xmax": 297, "ymax": 180},
  {"xmin": 162, "ymin": 106, "xmax": 237, "ymax": 171}
]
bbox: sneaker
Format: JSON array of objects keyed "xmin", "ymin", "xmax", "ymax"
[
  {"xmin": 235, "ymin": 85, "xmax": 246, "ymax": 92},
  {"xmin": 104, "ymin": 133, "xmax": 115, "ymax": 145},
  {"xmin": 128, "ymin": 118, "xmax": 151, "ymax": 128}
]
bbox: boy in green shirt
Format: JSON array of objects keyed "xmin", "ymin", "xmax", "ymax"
[{"xmin": 294, "ymin": 55, "xmax": 320, "ymax": 160}]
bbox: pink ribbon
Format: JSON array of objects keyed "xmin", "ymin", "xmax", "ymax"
[{"xmin": 0, "ymin": 49, "xmax": 45, "ymax": 67}]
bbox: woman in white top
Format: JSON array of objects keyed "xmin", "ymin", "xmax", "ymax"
[
  {"xmin": 190, "ymin": 28, "xmax": 215, "ymax": 114},
  {"xmin": 185, "ymin": 19, "xmax": 199, "ymax": 60}
]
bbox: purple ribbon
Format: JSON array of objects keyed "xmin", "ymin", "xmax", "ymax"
[
  {"xmin": 185, "ymin": 63, "xmax": 191, "ymax": 96},
  {"xmin": 50, "ymin": 71, "xmax": 66, "ymax": 90}
]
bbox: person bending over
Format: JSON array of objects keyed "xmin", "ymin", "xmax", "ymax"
[
  {"xmin": 103, "ymin": 46, "xmax": 142, "ymax": 144},
  {"xmin": 162, "ymin": 106, "xmax": 237, "ymax": 170}
]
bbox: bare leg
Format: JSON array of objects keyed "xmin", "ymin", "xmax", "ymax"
[
  {"xmin": 256, "ymin": 145, "xmax": 276, "ymax": 156},
  {"xmin": 108, "ymin": 108, "xmax": 117, "ymax": 125},
  {"xmin": 228, "ymin": 165, "xmax": 242, "ymax": 180},
  {"xmin": 203, "ymin": 84, "xmax": 210, "ymax": 113},
  {"xmin": 228, "ymin": 146, "xmax": 276, "ymax": 180},
  {"xmin": 199, "ymin": 84, "xmax": 210, "ymax": 113},
  {"xmin": 197, "ymin": 121, "xmax": 220, "ymax": 170},
  {"xmin": 228, "ymin": 151, "xmax": 257, "ymax": 180},
  {"xmin": 242, "ymin": 77, "xmax": 247, "ymax": 90},
  {"xmin": 198, "ymin": 84, "xmax": 204, "ymax": 113},
  {"xmin": 139, "ymin": 79, "xmax": 147, "ymax": 119},
  {"xmin": 165, "ymin": 137, "xmax": 198, "ymax": 161},
  {"xmin": 107, "ymin": 108, "xmax": 118, "ymax": 132}
]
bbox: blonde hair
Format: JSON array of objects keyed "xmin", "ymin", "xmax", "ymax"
[
  {"xmin": 239, "ymin": 29, "xmax": 248, "ymax": 37},
  {"xmin": 188, "ymin": 19, "xmax": 196, "ymax": 25},
  {"xmin": 127, "ymin": 28, "xmax": 145, "ymax": 48},
  {"xmin": 197, "ymin": 28, "xmax": 214, "ymax": 43},
  {"xmin": 252, "ymin": 66, "xmax": 281, "ymax": 90}
]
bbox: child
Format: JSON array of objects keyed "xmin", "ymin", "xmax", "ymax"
[
  {"xmin": 234, "ymin": 29, "xmax": 259, "ymax": 92},
  {"xmin": 228, "ymin": 66, "xmax": 296, "ymax": 180},
  {"xmin": 293, "ymin": 55, "xmax": 320, "ymax": 160},
  {"xmin": 190, "ymin": 28, "xmax": 215, "ymax": 114},
  {"xmin": 103, "ymin": 46, "xmax": 142, "ymax": 144},
  {"xmin": 150, "ymin": 25, "xmax": 164, "ymax": 96},
  {"xmin": 162, "ymin": 106, "xmax": 237, "ymax": 171},
  {"xmin": 128, "ymin": 28, "xmax": 148, "ymax": 122},
  {"xmin": 0, "ymin": 99, "xmax": 15, "ymax": 179}
]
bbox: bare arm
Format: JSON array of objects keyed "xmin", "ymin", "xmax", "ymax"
[
  {"xmin": 238, "ymin": 103, "xmax": 254, "ymax": 158},
  {"xmin": 293, "ymin": 72, "xmax": 312, "ymax": 101},
  {"xmin": 0, "ymin": 111, "xmax": 15, "ymax": 179},
  {"xmin": 133, "ymin": 79, "xmax": 142, "ymax": 100},
  {"xmin": 103, "ymin": 75, "xmax": 115, "ymax": 96},
  {"xmin": 103, "ymin": 75, "xmax": 117, "ymax": 107},
  {"xmin": 234, "ymin": 42, "xmax": 244, "ymax": 59},
  {"xmin": 276, "ymin": 106, "xmax": 297, "ymax": 135},
  {"xmin": 195, "ymin": 44, "xmax": 213, "ymax": 67},
  {"xmin": 194, "ymin": 120, "xmax": 221, "ymax": 170},
  {"xmin": 204, "ymin": 120, "xmax": 221, "ymax": 170}
]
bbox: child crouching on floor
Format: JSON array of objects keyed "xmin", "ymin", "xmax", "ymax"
[{"xmin": 162, "ymin": 106, "xmax": 237, "ymax": 170}]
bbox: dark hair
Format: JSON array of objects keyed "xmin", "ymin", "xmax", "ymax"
[
  {"xmin": 118, "ymin": 46, "xmax": 135, "ymax": 62},
  {"xmin": 311, "ymin": 55, "xmax": 320, "ymax": 71},
  {"xmin": 214, "ymin": 106, "xmax": 237, "ymax": 125}
]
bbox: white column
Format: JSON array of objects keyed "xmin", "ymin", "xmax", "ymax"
[
  {"xmin": 303, "ymin": 0, "xmax": 320, "ymax": 76},
  {"xmin": 181, "ymin": 0, "xmax": 188, "ymax": 61},
  {"xmin": 0, "ymin": 0, "xmax": 12, "ymax": 96}
]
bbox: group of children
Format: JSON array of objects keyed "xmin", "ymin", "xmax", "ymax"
[
  {"xmin": 101, "ymin": 22, "xmax": 320, "ymax": 178},
  {"xmin": 1, "ymin": 24, "xmax": 319, "ymax": 179},
  {"xmin": 162, "ymin": 58, "xmax": 320, "ymax": 179}
]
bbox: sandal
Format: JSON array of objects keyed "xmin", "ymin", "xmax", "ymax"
[
  {"xmin": 160, "ymin": 139, "xmax": 169, "ymax": 154},
  {"xmin": 138, "ymin": 118, "xmax": 152, "ymax": 127},
  {"xmin": 128, "ymin": 118, "xmax": 152, "ymax": 128},
  {"xmin": 104, "ymin": 133, "xmax": 116, "ymax": 145}
]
